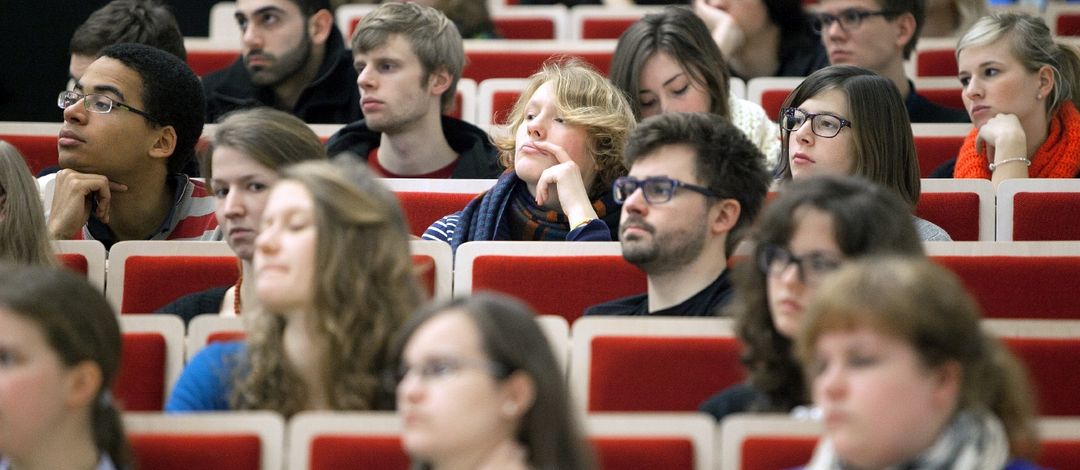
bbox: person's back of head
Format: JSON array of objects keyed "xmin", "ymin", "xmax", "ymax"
[
  {"xmin": 0, "ymin": 141, "xmax": 55, "ymax": 267},
  {"xmin": 622, "ymin": 112, "xmax": 770, "ymax": 258},
  {"xmin": 202, "ymin": 107, "xmax": 327, "ymax": 181},
  {"xmin": 98, "ymin": 42, "xmax": 206, "ymax": 175},
  {"xmin": 69, "ymin": 0, "xmax": 186, "ymax": 81},
  {"xmin": 351, "ymin": 2, "xmax": 464, "ymax": 112}
]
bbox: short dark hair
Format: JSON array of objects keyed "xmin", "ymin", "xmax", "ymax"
[
  {"xmin": 623, "ymin": 112, "xmax": 771, "ymax": 257},
  {"xmin": 70, "ymin": 0, "xmax": 186, "ymax": 61},
  {"xmin": 288, "ymin": 0, "xmax": 331, "ymax": 17},
  {"xmin": 878, "ymin": 0, "xmax": 924, "ymax": 59},
  {"xmin": 99, "ymin": 42, "xmax": 205, "ymax": 174}
]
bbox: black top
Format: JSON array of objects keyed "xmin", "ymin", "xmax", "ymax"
[
  {"xmin": 699, "ymin": 382, "xmax": 764, "ymax": 421},
  {"xmin": 155, "ymin": 286, "xmax": 229, "ymax": 326},
  {"xmin": 583, "ymin": 269, "xmax": 733, "ymax": 317},
  {"xmin": 325, "ymin": 115, "xmax": 504, "ymax": 179},
  {"xmin": 202, "ymin": 26, "xmax": 361, "ymax": 124},
  {"xmin": 773, "ymin": 32, "xmax": 830, "ymax": 79},
  {"xmin": 906, "ymin": 80, "xmax": 970, "ymax": 124}
]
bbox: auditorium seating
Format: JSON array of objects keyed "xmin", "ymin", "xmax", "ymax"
[
  {"xmin": 287, "ymin": 411, "xmax": 408, "ymax": 470},
  {"xmin": 107, "ymin": 241, "xmax": 239, "ymax": 314},
  {"xmin": 997, "ymin": 179, "xmax": 1080, "ymax": 241},
  {"xmin": 586, "ymin": 413, "xmax": 716, "ymax": 470},
  {"xmin": 1037, "ymin": 417, "xmax": 1080, "ymax": 469},
  {"xmin": 117, "ymin": 315, "xmax": 185, "ymax": 411},
  {"xmin": 570, "ymin": 317, "xmax": 743, "ymax": 413},
  {"xmin": 461, "ymin": 40, "xmax": 617, "ymax": 82},
  {"xmin": 125, "ymin": 412, "xmax": 284, "ymax": 470},
  {"xmin": 917, "ymin": 178, "xmax": 994, "ymax": 241},
  {"xmin": 718, "ymin": 414, "xmax": 821, "ymax": 470},
  {"xmin": 984, "ymin": 319, "xmax": 1080, "ymax": 416},
  {"xmin": 1049, "ymin": 3, "xmax": 1080, "ymax": 36},
  {"xmin": 53, "ymin": 239, "xmax": 106, "ymax": 292},
  {"xmin": 0, "ymin": 121, "xmax": 61, "ymax": 175},
  {"xmin": 911, "ymin": 38, "xmax": 957, "ymax": 78},
  {"xmin": 380, "ymin": 178, "xmax": 495, "ymax": 237},
  {"xmin": 408, "ymin": 239, "xmax": 455, "ymax": 301},
  {"xmin": 746, "ymin": 76, "xmax": 802, "ymax": 121},
  {"xmin": 911, "ymin": 123, "xmax": 969, "ymax": 177},
  {"xmin": 568, "ymin": 5, "xmax": 665, "ymax": 40},
  {"xmin": 476, "ymin": 78, "xmax": 527, "ymax": 127},
  {"xmin": 186, "ymin": 314, "xmax": 244, "ymax": 362},
  {"xmin": 453, "ymin": 241, "xmax": 645, "ymax": 324}
]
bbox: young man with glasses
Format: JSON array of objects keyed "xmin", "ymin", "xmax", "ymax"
[
  {"xmin": 585, "ymin": 112, "xmax": 770, "ymax": 317},
  {"xmin": 47, "ymin": 43, "xmax": 217, "ymax": 247},
  {"xmin": 815, "ymin": 0, "xmax": 969, "ymax": 123}
]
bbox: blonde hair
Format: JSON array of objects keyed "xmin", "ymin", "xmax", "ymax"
[
  {"xmin": 231, "ymin": 158, "xmax": 421, "ymax": 416},
  {"xmin": 0, "ymin": 141, "xmax": 54, "ymax": 267},
  {"xmin": 495, "ymin": 59, "xmax": 636, "ymax": 196},
  {"xmin": 796, "ymin": 256, "xmax": 1039, "ymax": 459}
]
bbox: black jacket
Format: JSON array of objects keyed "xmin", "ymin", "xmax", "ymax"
[
  {"xmin": 325, "ymin": 115, "xmax": 504, "ymax": 179},
  {"xmin": 202, "ymin": 26, "xmax": 361, "ymax": 124}
]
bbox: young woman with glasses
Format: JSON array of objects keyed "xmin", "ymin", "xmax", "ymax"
[
  {"xmin": 390, "ymin": 294, "xmax": 595, "ymax": 470},
  {"xmin": 775, "ymin": 65, "xmax": 951, "ymax": 241},
  {"xmin": 699, "ymin": 175, "xmax": 925, "ymax": 421}
]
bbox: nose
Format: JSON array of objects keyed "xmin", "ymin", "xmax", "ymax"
[
  {"xmin": 963, "ymin": 77, "xmax": 983, "ymax": 103},
  {"xmin": 62, "ymin": 96, "xmax": 87, "ymax": 124},
  {"xmin": 357, "ymin": 66, "xmax": 375, "ymax": 91},
  {"xmin": 622, "ymin": 185, "xmax": 649, "ymax": 215},
  {"xmin": 241, "ymin": 24, "xmax": 263, "ymax": 51},
  {"xmin": 824, "ymin": 18, "xmax": 847, "ymax": 40},
  {"xmin": 777, "ymin": 261, "xmax": 804, "ymax": 287},
  {"xmin": 816, "ymin": 361, "xmax": 847, "ymax": 402},
  {"xmin": 793, "ymin": 118, "xmax": 815, "ymax": 145},
  {"xmin": 526, "ymin": 116, "xmax": 546, "ymax": 140},
  {"xmin": 222, "ymin": 188, "xmax": 245, "ymax": 219},
  {"xmin": 254, "ymin": 222, "xmax": 278, "ymax": 257},
  {"xmin": 397, "ymin": 370, "xmax": 425, "ymax": 404}
]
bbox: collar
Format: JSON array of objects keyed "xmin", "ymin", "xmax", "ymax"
[{"xmin": 87, "ymin": 173, "xmax": 187, "ymax": 248}]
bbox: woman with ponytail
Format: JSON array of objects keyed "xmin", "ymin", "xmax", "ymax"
[
  {"xmin": 946, "ymin": 12, "xmax": 1080, "ymax": 184},
  {"xmin": 0, "ymin": 264, "xmax": 130, "ymax": 469},
  {"xmin": 796, "ymin": 256, "xmax": 1041, "ymax": 470}
]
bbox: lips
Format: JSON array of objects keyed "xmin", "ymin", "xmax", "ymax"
[
  {"xmin": 792, "ymin": 152, "xmax": 816, "ymax": 165},
  {"xmin": 361, "ymin": 97, "xmax": 384, "ymax": 111},
  {"xmin": 518, "ymin": 142, "xmax": 549, "ymax": 157},
  {"xmin": 828, "ymin": 49, "xmax": 852, "ymax": 63},
  {"xmin": 57, "ymin": 129, "xmax": 85, "ymax": 147},
  {"xmin": 620, "ymin": 216, "xmax": 654, "ymax": 239},
  {"xmin": 245, "ymin": 54, "xmax": 272, "ymax": 68}
]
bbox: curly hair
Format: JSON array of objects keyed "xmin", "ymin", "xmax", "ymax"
[
  {"xmin": 494, "ymin": 58, "xmax": 636, "ymax": 197},
  {"xmin": 231, "ymin": 158, "xmax": 420, "ymax": 416}
]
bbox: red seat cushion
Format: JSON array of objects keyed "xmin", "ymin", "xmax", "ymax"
[
  {"xmin": 1057, "ymin": 14, "xmax": 1080, "ymax": 36},
  {"xmin": 916, "ymin": 49, "xmax": 958, "ymax": 77},
  {"xmin": 933, "ymin": 256, "xmax": 1080, "ymax": 319},
  {"xmin": 394, "ymin": 191, "xmax": 480, "ymax": 236},
  {"xmin": 1039, "ymin": 439, "xmax": 1080, "ymax": 469},
  {"xmin": 115, "ymin": 332, "xmax": 167, "ymax": 411},
  {"xmin": 56, "ymin": 253, "xmax": 89, "ymax": 276},
  {"xmin": 463, "ymin": 51, "xmax": 613, "ymax": 82},
  {"xmin": 130, "ymin": 434, "xmax": 261, "ymax": 470},
  {"xmin": 581, "ymin": 18, "xmax": 639, "ymax": 39},
  {"xmin": 187, "ymin": 50, "xmax": 241, "ymax": 77},
  {"xmin": 914, "ymin": 135, "xmax": 965, "ymax": 177},
  {"xmin": 470, "ymin": 254, "xmax": 645, "ymax": 323},
  {"xmin": 914, "ymin": 192, "xmax": 981, "ymax": 241},
  {"xmin": 918, "ymin": 88, "xmax": 965, "ymax": 112},
  {"xmin": 1011, "ymin": 192, "xmax": 1080, "ymax": 241},
  {"xmin": 1002, "ymin": 337, "xmax": 1080, "ymax": 416},
  {"xmin": 592, "ymin": 437, "xmax": 696, "ymax": 470},
  {"xmin": 494, "ymin": 17, "xmax": 556, "ymax": 39},
  {"xmin": 588, "ymin": 336, "xmax": 744, "ymax": 412},
  {"xmin": 741, "ymin": 436, "xmax": 818, "ymax": 470},
  {"xmin": 121, "ymin": 255, "xmax": 240, "ymax": 313},
  {"xmin": 309, "ymin": 435, "xmax": 410, "ymax": 470},
  {"xmin": 2, "ymin": 134, "xmax": 58, "ymax": 175}
]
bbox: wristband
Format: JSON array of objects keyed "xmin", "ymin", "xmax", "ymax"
[
  {"xmin": 989, "ymin": 157, "xmax": 1031, "ymax": 172},
  {"xmin": 571, "ymin": 218, "xmax": 594, "ymax": 231}
]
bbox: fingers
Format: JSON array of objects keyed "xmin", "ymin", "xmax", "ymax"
[
  {"xmin": 531, "ymin": 140, "xmax": 572, "ymax": 164},
  {"xmin": 50, "ymin": 169, "xmax": 123, "ymax": 237}
]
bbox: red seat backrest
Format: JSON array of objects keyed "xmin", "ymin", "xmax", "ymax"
[
  {"xmin": 494, "ymin": 17, "xmax": 557, "ymax": 39},
  {"xmin": 914, "ymin": 192, "xmax": 981, "ymax": 241},
  {"xmin": 187, "ymin": 50, "xmax": 241, "ymax": 77},
  {"xmin": 1011, "ymin": 192, "xmax": 1080, "ymax": 241},
  {"xmin": 130, "ymin": 434, "xmax": 262, "ymax": 470},
  {"xmin": 121, "ymin": 255, "xmax": 240, "ymax": 314},
  {"xmin": 1001, "ymin": 337, "xmax": 1080, "ymax": 416},
  {"xmin": 914, "ymin": 135, "xmax": 965, "ymax": 177},
  {"xmin": 2, "ymin": 134, "xmax": 58, "ymax": 175},
  {"xmin": 588, "ymin": 336, "xmax": 744, "ymax": 412},
  {"xmin": 581, "ymin": 17, "xmax": 639, "ymax": 39},
  {"xmin": 470, "ymin": 254, "xmax": 645, "ymax": 323},
  {"xmin": 309, "ymin": 435, "xmax": 410, "ymax": 470},
  {"xmin": 115, "ymin": 332, "xmax": 167, "ymax": 411},
  {"xmin": 916, "ymin": 49, "xmax": 958, "ymax": 77},
  {"xmin": 1040, "ymin": 438, "xmax": 1080, "ymax": 469},
  {"xmin": 394, "ymin": 191, "xmax": 480, "ymax": 237},
  {"xmin": 1057, "ymin": 13, "xmax": 1080, "ymax": 36},
  {"xmin": 463, "ymin": 50, "xmax": 613, "ymax": 82},
  {"xmin": 932, "ymin": 256, "xmax": 1080, "ymax": 319},
  {"xmin": 492, "ymin": 90, "xmax": 522, "ymax": 125},
  {"xmin": 918, "ymin": 88, "xmax": 965, "ymax": 111},
  {"xmin": 761, "ymin": 89, "xmax": 793, "ymax": 121},
  {"xmin": 56, "ymin": 252, "xmax": 89, "ymax": 276},
  {"xmin": 207, "ymin": 331, "xmax": 246, "ymax": 345},
  {"xmin": 592, "ymin": 437, "xmax": 696, "ymax": 470},
  {"xmin": 741, "ymin": 436, "xmax": 818, "ymax": 470}
]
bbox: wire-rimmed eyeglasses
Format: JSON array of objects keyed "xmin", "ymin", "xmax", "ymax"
[{"xmin": 57, "ymin": 90, "xmax": 159, "ymax": 124}]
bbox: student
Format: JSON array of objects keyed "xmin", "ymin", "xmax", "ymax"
[
  {"xmin": 422, "ymin": 60, "xmax": 636, "ymax": 251},
  {"xmin": 775, "ymin": 65, "xmax": 952, "ymax": 241},
  {"xmin": 166, "ymin": 158, "xmax": 421, "ymax": 415},
  {"xmin": 202, "ymin": 0, "xmax": 361, "ymax": 124},
  {"xmin": 946, "ymin": 12, "xmax": 1080, "ymax": 183},
  {"xmin": 797, "ymin": 257, "xmax": 1041, "ymax": 470},
  {"xmin": 814, "ymin": 0, "xmax": 969, "ymax": 123},
  {"xmin": 68, "ymin": 0, "xmax": 186, "ymax": 83},
  {"xmin": 0, "ymin": 265, "xmax": 130, "ymax": 470},
  {"xmin": 610, "ymin": 6, "xmax": 779, "ymax": 168},
  {"xmin": 392, "ymin": 294, "xmax": 595, "ymax": 470},
  {"xmin": 156, "ymin": 108, "xmax": 327, "ymax": 322},
  {"xmin": 0, "ymin": 141, "xmax": 54, "ymax": 266},
  {"xmin": 325, "ymin": 2, "xmax": 502, "ymax": 179},
  {"xmin": 692, "ymin": 0, "xmax": 829, "ymax": 80},
  {"xmin": 699, "ymin": 175, "xmax": 925, "ymax": 421}
]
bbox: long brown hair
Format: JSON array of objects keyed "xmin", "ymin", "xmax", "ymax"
[{"xmin": 0, "ymin": 141, "xmax": 54, "ymax": 267}]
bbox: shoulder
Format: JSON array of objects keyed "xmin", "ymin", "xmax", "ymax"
[
  {"xmin": 325, "ymin": 120, "xmax": 378, "ymax": 157},
  {"xmin": 699, "ymin": 382, "xmax": 760, "ymax": 421},
  {"xmin": 165, "ymin": 341, "xmax": 245, "ymax": 412},
  {"xmin": 584, "ymin": 293, "xmax": 648, "ymax": 316},
  {"xmin": 422, "ymin": 213, "xmax": 462, "ymax": 243},
  {"xmin": 913, "ymin": 216, "xmax": 952, "ymax": 241},
  {"xmin": 155, "ymin": 286, "xmax": 230, "ymax": 324}
]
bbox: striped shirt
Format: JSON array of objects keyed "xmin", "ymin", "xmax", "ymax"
[{"xmin": 73, "ymin": 174, "xmax": 219, "ymax": 247}]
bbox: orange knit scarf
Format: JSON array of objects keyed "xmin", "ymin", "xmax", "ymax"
[{"xmin": 954, "ymin": 102, "xmax": 1080, "ymax": 179}]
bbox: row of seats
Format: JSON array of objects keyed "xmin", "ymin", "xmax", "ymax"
[
  {"xmin": 120, "ymin": 411, "xmax": 1080, "ymax": 470},
  {"xmin": 114, "ymin": 313, "xmax": 1080, "ymax": 420}
]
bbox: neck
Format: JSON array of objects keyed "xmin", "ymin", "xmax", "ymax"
[
  {"xmin": 431, "ymin": 436, "xmax": 519, "ymax": 470},
  {"xmin": 283, "ymin": 314, "xmax": 328, "ymax": 410},
  {"xmin": 106, "ymin": 168, "xmax": 173, "ymax": 241},
  {"xmin": 274, "ymin": 43, "xmax": 326, "ymax": 111},
  {"xmin": 377, "ymin": 110, "xmax": 457, "ymax": 175},
  {"xmin": 645, "ymin": 248, "xmax": 727, "ymax": 313},
  {"xmin": 730, "ymin": 24, "xmax": 781, "ymax": 79},
  {"xmin": 882, "ymin": 61, "xmax": 911, "ymax": 100},
  {"xmin": 12, "ymin": 411, "xmax": 99, "ymax": 470},
  {"xmin": 922, "ymin": 3, "xmax": 958, "ymax": 37},
  {"xmin": 1022, "ymin": 109, "xmax": 1052, "ymax": 158}
]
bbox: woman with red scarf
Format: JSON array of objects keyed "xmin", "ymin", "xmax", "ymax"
[{"xmin": 952, "ymin": 12, "xmax": 1080, "ymax": 185}]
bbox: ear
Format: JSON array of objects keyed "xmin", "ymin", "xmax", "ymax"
[
  {"xmin": 427, "ymin": 68, "xmax": 453, "ymax": 98},
  {"xmin": 65, "ymin": 361, "xmax": 104, "ymax": 409},
  {"xmin": 1037, "ymin": 64, "xmax": 1055, "ymax": 102},
  {"xmin": 894, "ymin": 13, "xmax": 917, "ymax": 51},
  {"xmin": 931, "ymin": 360, "xmax": 962, "ymax": 411},
  {"xmin": 709, "ymin": 198, "xmax": 741, "ymax": 236},
  {"xmin": 148, "ymin": 125, "xmax": 177, "ymax": 162},
  {"xmin": 499, "ymin": 371, "xmax": 537, "ymax": 421},
  {"xmin": 308, "ymin": 9, "xmax": 334, "ymax": 46}
]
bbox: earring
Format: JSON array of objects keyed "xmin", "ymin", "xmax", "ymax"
[
  {"xmin": 502, "ymin": 402, "xmax": 519, "ymax": 416},
  {"xmin": 1037, "ymin": 93, "xmax": 1043, "ymax": 100}
]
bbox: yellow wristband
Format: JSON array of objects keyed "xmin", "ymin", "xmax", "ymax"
[{"xmin": 572, "ymin": 218, "xmax": 594, "ymax": 231}]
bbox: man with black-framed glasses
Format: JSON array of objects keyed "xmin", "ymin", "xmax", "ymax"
[
  {"xmin": 816, "ymin": 0, "xmax": 968, "ymax": 123},
  {"xmin": 45, "ymin": 43, "xmax": 217, "ymax": 248},
  {"xmin": 585, "ymin": 113, "xmax": 770, "ymax": 317}
]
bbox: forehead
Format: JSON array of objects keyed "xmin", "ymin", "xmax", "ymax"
[
  {"xmin": 237, "ymin": 0, "xmax": 302, "ymax": 16},
  {"xmin": 788, "ymin": 206, "xmax": 841, "ymax": 253},
  {"xmin": 265, "ymin": 180, "xmax": 314, "ymax": 212},
  {"xmin": 798, "ymin": 88, "xmax": 850, "ymax": 115},
  {"xmin": 211, "ymin": 146, "xmax": 279, "ymax": 178},
  {"xmin": 404, "ymin": 311, "xmax": 485, "ymax": 360},
  {"xmin": 629, "ymin": 144, "xmax": 699, "ymax": 181},
  {"xmin": 0, "ymin": 307, "xmax": 44, "ymax": 344},
  {"xmin": 818, "ymin": 0, "xmax": 883, "ymax": 12},
  {"xmin": 78, "ymin": 57, "xmax": 144, "ymax": 105},
  {"xmin": 958, "ymin": 38, "xmax": 1015, "ymax": 69},
  {"xmin": 353, "ymin": 34, "xmax": 418, "ymax": 63}
]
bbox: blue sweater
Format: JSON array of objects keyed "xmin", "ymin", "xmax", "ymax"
[{"xmin": 165, "ymin": 341, "xmax": 245, "ymax": 412}]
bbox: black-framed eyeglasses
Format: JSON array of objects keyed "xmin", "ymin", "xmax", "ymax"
[
  {"xmin": 758, "ymin": 244, "xmax": 842, "ymax": 286},
  {"xmin": 390, "ymin": 357, "xmax": 512, "ymax": 385},
  {"xmin": 811, "ymin": 9, "xmax": 901, "ymax": 33},
  {"xmin": 780, "ymin": 107, "xmax": 852, "ymax": 139},
  {"xmin": 612, "ymin": 176, "xmax": 720, "ymax": 205},
  {"xmin": 57, "ymin": 90, "xmax": 159, "ymax": 124}
]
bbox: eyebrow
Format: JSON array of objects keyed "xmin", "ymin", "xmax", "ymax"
[
  {"xmin": 241, "ymin": 5, "xmax": 286, "ymax": 19},
  {"xmin": 89, "ymin": 84, "xmax": 127, "ymax": 101},
  {"xmin": 638, "ymin": 72, "xmax": 685, "ymax": 94}
]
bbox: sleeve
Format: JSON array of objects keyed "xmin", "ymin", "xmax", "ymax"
[
  {"xmin": 165, "ymin": 341, "xmax": 243, "ymax": 412},
  {"xmin": 421, "ymin": 212, "xmax": 461, "ymax": 244},
  {"xmin": 567, "ymin": 219, "xmax": 611, "ymax": 241},
  {"xmin": 699, "ymin": 382, "xmax": 759, "ymax": 421}
]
